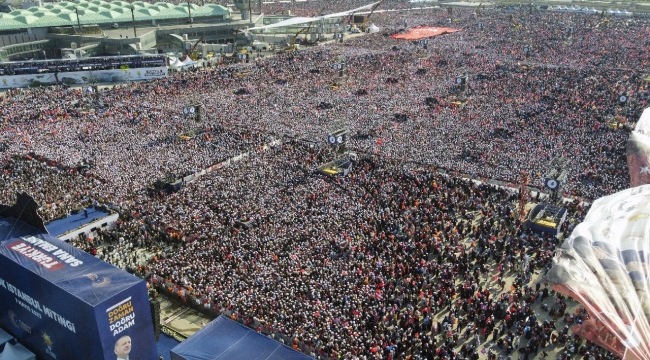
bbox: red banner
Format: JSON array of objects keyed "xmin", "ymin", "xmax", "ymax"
[{"xmin": 390, "ymin": 26, "xmax": 460, "ymax": 40}]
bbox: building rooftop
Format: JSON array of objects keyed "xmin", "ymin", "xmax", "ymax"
[{"xmin": 0, "ymin": 0, "xmax": 232, "ymax": 31}]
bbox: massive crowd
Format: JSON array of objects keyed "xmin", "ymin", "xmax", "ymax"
[{"xmin": 1, "ymin": 2, "xmax": 649, "ymax": 359}]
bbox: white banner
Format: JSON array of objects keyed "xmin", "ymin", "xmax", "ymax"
[{"xmin": 0, "ymin": 67, "xmax": 168, "ymax": 89}]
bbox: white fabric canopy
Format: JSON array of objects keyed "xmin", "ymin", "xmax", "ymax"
[
  {"xmin": 627, "ymin": 107, "xmax": 650, "ymax": 187},
  {"xmin": 548, "ymin": 185, "xmax": 650, "ymax": 360},
  {"xmin": 634, "ymin": 108, "xmax": 650, "ymax": 134},
  {"xmin": 247, "ymin": 16, "xmax": 317, "ymax": 31},
  {"xmin": 246, "ymin": 1, "xmax": 380, "ymax": 32},
  {"xmin": 321, "ymin": 1, "xmax": 381, "ymax": 19}
]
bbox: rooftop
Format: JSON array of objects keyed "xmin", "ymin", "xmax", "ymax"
[{"xmin": 0, "ymin": 0, "xmax": 232, "ymax": 31}]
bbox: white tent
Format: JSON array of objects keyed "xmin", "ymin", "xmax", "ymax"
[
  {"xmin": 168, "ymin": 57, "xmax": 184, "ymax": 69},
  {"xmin": 180, "ymin": 58, "xmax": 196, "ymax": 68},
  {"xmin": 0, "ymin": 342, "xmax": 35, "ymax": 360}
]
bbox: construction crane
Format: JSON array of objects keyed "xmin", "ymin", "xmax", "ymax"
[
  {"xmin": 359, "ymin": 0, "xmax": 384, "ymax": 32},
  {"xmin": 284, "ymin": 7, "xmax": 326, "ymax": 53},
  {"xmin": 284, "ymin": 27, "xmax": 309, "ymax": 53},
  {"xmin": 187, "ymin": 36, "xmax": 204, "ymax": 60}
]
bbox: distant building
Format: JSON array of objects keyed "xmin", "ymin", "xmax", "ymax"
[
  {"xmin": 0, "ymin": 3, "xmax": 14, "ymax": 13},
  {"xmin": 0, "ymin": 0, "xmax": 240, "ymax": 61},
  {"xmin": 21, "ymin": 0, "xmax": 42, "ymax": 10}
]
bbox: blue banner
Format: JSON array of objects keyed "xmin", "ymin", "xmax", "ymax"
[{"xmin": 0, "ymin": 219, "xmax": 157, "ymax": 360}]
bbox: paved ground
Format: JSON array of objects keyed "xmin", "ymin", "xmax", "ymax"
[{"xmin": 159, "ymin": 297, "xmax": 209, "ymax": 338}]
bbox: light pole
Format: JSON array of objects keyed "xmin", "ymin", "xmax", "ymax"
[
  {"xmin": 131, "ymin": 5, "xmax": 137, "ymax": 38},
  {"xmin": 75, "ymin": 7, "xmax": 82, "ymax": 35},
  {"xmin": 187, "ymin": 1, "xmax": 192, "ymax": 27}
]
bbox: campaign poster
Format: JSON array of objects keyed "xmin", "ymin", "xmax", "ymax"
[
  {"xmin": 0, "ymin": 231, "xmax": 157, "ymax": 360},
  {"xmin": 95, "ymin": 281, "xmax": 157, "ymax": 360}
]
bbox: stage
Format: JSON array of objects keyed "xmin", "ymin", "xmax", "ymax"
[
  {"xmin": 525, "ymin": 203, "xmax": 567, "ymax": 237},
  {"xmin": 44, "ymin": 207, "xmax": 117, "ymax": 240}
]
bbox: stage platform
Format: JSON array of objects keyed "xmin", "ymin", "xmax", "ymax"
[
  {"xmin": 318, "ymin": 157, "xmax": 352, "ymax": 176},
  {"xmin": 44, "ymin": 207, "xmax": 117, "ymax": 240},
  {"xmin": 525, "ymin": 203, "xmax": 568, "ymax": 237}
]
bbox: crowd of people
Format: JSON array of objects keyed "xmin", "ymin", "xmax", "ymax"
[{"xmin": 2, "ymin": 2, "xmax": 649, "ymax": 359}]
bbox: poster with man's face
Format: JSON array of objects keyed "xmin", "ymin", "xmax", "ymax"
[
  {"xmin": 97, "ymin": 285, "xmax": 157, "ymax": 360},
  {"xmin": 0, "ymin": 233, "xmax": 156, "ymax": 360},
  {"xmin": 114, "ymin": 335, "xmax": 132, "ymax": 359}
]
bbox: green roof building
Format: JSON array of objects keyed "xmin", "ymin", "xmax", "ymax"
[
  {"xmin": 0, "ymin": 0, "xmax": 240, "ymax": 61},
  {"xmin": 0, "ymin": 0, "xmax": 232, "ymax": 30}
]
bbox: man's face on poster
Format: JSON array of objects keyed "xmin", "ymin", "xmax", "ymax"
[{"xmin": 114, "ymin": 335, "xmax": 132, "ymax": 358}]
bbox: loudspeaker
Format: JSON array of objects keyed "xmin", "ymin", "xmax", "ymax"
[{"xmin": 425, "ymin": 97, "xmax": 438, "ymax": 108}]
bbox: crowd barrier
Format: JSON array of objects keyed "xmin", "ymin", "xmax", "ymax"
[{"xmin": 155, "ymin": 138, "xmax": 282, "ymax": 194}]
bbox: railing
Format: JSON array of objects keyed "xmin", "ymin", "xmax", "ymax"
[{"xmin": 0, "ymin": 40, "xmax": 49, "ymax": 59}]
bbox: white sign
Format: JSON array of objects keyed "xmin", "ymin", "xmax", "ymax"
[{"xmin": 0, "ymin": 67, "xmax": 168, "ymax": 89}]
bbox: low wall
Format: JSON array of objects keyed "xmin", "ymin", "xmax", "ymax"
[{"xmin": 172, "ymin": 138, "xmax": 281, "ymax": 189}]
